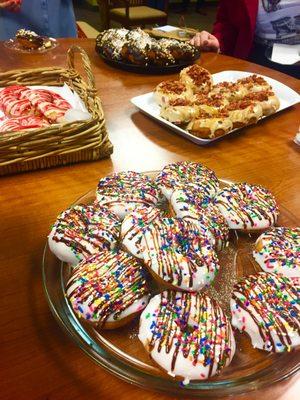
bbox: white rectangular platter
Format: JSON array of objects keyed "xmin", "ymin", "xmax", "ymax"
[{"xmin": 131, "ymin": 70, "xmax": 300, "ymax": 145}]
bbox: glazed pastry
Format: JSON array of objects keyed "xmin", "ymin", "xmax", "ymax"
[
  {"xmin": 179, "ymin": 65, "xmax": 213, "ymax": 94},
  {"xmin": 214, "ymin": 182, "xmax": 279, "ymax": 231},
  {"xmin": 160, "ymin": 98, "xmax": 198, "ymax": 125},
  {"xmin": 121, "ymin": 204, "xmax": 164, "ymax": 258},
  {"xmin": 192, "ymin": 92, "xmax": 229, "ymax": 115},
  {"xmin": 96, "ymin": 171, "xmax": 161, "ymax": 219},
  {"xmin": 231, "ymin": 272, "xmax": 300, "ymax": 352},
  {"xmin": 122, "ymin": 29, "xmax": 175, "ymax": 66},
  {"xmin": 66, "ymin": 250, "xmax": 150, "ymax": 329},
  {"xmin": 159, "ymin": 38, "xmax": 199, "ymax": 62},
  {"xmin": 0, "ymin": 85, "xmax": 34, "ymax": 118},
  {"xmin": 236, "ymin": 74, "xmax": 271, "ymax": 93},
  {"xmin": 155, "ymin": 161, "xmax": 219, "ymax": 200},
  {"xmin": 224, "ymin": 100, "xmax": 263, "ymax": 129},
  {"xmin": 139, "ymin": 291, "xmax": 236, "ymax": 381},
  {"xmin": 154, "ymin": 80, "xmax": 192, "ymax": 107},
  {"xmin": 253, "ymin": 227, "xmax": 300, "ymax": 278},
  {"xmin": 96, "ymin": 28, "xmax": 129, "ymax": 61},
  {"xmin": 243, "ymin": 90, "xmax": 280, "ymax": 116},
  {"xmin": 0, "ymin": 115, "xmax": 49, "ymax": 133},
  {"xmin": 15, "ymin": 29, "xmax": 44, "ymax": 50},
  {"xmin": 96, "ymin": 28, "xmax": 199, "ymax": 66},
  {"xmin": 141, "ymin": 217, "xmax": 220, "ymax": 291},
  {"xmin": 48, "ymin": 204, "xmax": 121, "ymax": 265},
  {"xmin": 209, "ymin": 82, "xmax": 248, "ymax": 101},
  {"xmin": 187, "ymin": 110, "xmax": 233, "ymax": 139},
  {"xmin": 170, "ymin": 188, "xmax": 230, "ymax": 250}
]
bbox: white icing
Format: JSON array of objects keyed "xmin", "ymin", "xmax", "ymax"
[
  {"xmin": 253, "ymin": 228, "xmax": 300, "ymax": 278},
  {"xmin": 121, "ymin": 205, "xmax": 163, "ymax": 258},
  {"xmin": 141, "ymin": 217, "xmax": 219, "ymax": 291},
  {"xmin": 214, "ymin": 183, "xmax": 279, "ymax": 231},
  {"xmin": 139, "ymin": 292, "xmax": 235, "ymax": 380}
]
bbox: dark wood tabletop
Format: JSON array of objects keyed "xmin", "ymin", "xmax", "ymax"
[{"xmin": 0, "ymin": 38, "xmax": 299, "ymax": 400}]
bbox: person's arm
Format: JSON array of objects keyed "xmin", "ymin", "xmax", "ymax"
[
  {"xmin": 212, "ymin": 0, "xmax": 237, "ymax": 55},
  {"xmin": 190, "ymin": 30, "xmax": 220, "ymax": 52},
  {"xmin": 0, "ymin": 0, "xmax": 21, "ymax": 11}
]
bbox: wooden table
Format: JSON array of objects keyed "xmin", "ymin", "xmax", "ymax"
[{"xmin": 1, "ymin": 39, "xmax": 299, "ymax": 400}]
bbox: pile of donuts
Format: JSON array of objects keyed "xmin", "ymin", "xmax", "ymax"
[
  {"xmin": 0, "ymin": 85, "xmax": 71, "ymax": 133},
  {"xmin": 96, "ymin": 28, "xmax": 199, "ymax": 67},
  {"xmin": 48, "ymin": 161, "xmax": 300, "ymax": 383},
  {"xmin": 154, "ymin": 65, "xmax": 280, "ymax": 139}
]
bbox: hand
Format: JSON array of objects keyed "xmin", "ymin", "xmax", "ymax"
[
  {"xmin": 190, "ymin": 31, "xmax": 220, "ymax": 52},
  {"xmin": 0, "ymin": 0, "xmax": 22, "ymax": 12}
]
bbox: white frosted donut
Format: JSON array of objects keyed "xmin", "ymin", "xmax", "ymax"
[
  {"xmin": 121, "ymin": 204, "xmax": 164, "ymax": 258},
  {"xmin": 66, "ymin": 250, "xmax": 149, "ymax": 328},
  {"xmin": 48, "ymin": 204, "xmax": 120, "ymax": 265},
  {"xmin": 170, "ymin": 188, "xmax": 229, "ymax": 251},
  {"xmin": 253, "ymin": 227, "xmax": 300, "ymax": 279},
  {"xmin": 231, "ymin": 272, "xmax": 300, "ymax": 352},
  {"xmin": 155, "ymin": 161, "xmax": 219, "ymax": 201},
  {"xmin": 141, "ymin": 217, "xmax": 219, "ymax": 291},
  {"xmin": 139, "ymin": 291, "xmax": 236, "ymax": 381},
  {"xmin": 154, "ymin": 80, "xmax": 192, "ymax": 107},
  {"xmin": 96, "ymin": 171, "xmax": 161, "ymax": 219},
  {"xmin": 160, "ymin": 98, "xmax": 198, "ymax": 125},
  {"xmin": 179, "ymin": 65, "xmax": 213, "ymax": 94},
  {"xmin": 214, "ymin": 182, "xmax": 279, "ymax": 231}
]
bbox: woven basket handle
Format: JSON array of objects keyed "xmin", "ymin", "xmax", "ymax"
[{"xmin": 67, "ymin": 46, "xmax": 96, "ymax": 97}]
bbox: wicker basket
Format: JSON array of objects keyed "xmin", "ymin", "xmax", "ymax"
[{"xmin": 0, "ymin": 46, "xmax": 113, "ymax": 176}]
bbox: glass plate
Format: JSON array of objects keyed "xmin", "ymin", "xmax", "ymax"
[
  {"xmin": 42, "ymin": 174, "xmax": 300, "ymax": 397},
  {"xmin": 4, "ymin": 37, "xmax": 58, "ymax": 54}
]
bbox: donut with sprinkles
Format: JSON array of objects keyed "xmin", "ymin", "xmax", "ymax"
[
  {"xmin": 214, "ymin": 182, "xmax": 279, "ymax": 231},
  {"xmin": 231, "ymin": 272, "xmax": 300, "ymax": 352},
  {"xmin": 253, "ymin": 227, "xmax": 300, "ymax": 279},
  {"xmin": 96, "ymin": 171, "xmax": 161, "ymax": 219},
  {"xmin": 170, "ymin": 188, "xmax": 229, "ymax": 251},
  {"xmin": 139, "ymin": 291, "xmax": 236, "ymax": 381},
  {"xmin": 141, "ymin": 217, "xmax": 220, "ymax": 291},
  {"xmin": 66, "ymin": 250, "xmax": 150, "ymax": 329},
  {"xmin": 155, "ymin": 161, "xmax": 219, "ymax": 201},
  {"xmin": 121, "ymin": 204, "xmax": 165, "ymax": 259},
  {"xmin": 48, "ymin": 204, "xmax": 120, "ymax": 265}
]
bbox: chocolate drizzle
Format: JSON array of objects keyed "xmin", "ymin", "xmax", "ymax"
[
  {"xmin": 51, "ymin": 204, "xmax": 120, "ymax": 257},
  {"xmin": 67, "ymin": 250, "xmax": 149, "ymax": 326},
  {"xmin": 232, "ymin": 273, "xmax": 300, "ymax": 351},
  {"xmin": 215, "ymin": 183, "xmax": 279, "ymax": 229},
  {"xmin": 148, "ymin": 291, "xmax": 234, "ymax": 377},
  {"xmin": 142, "ymin": 217, "xmax": 219, "ymax": 289}
]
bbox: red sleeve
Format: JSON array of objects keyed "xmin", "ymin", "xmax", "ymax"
[{"xmin": 212, "ymin": 0, "xmax": 238, "ymax": 56}]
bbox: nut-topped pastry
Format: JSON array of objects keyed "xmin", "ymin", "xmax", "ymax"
[{"xmin": 15, "ymin": 28, "xmax": 53, "ymax": 50}]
